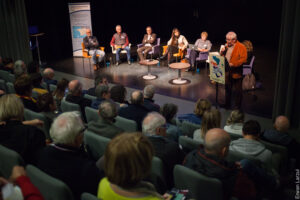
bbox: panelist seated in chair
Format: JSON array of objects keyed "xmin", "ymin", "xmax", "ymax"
[
  {"xmin": 160, "ymin": 28, "xmax": 188, "ymax": 63},
  {"xmin": 187, "ymin": 31, "xmax": 212, "ymax": 72},
  {"xmin": 83, "ymin": 28, "xmax": 105, "ymax": 71},
  {"xmin": 110, "ymin": 25, "xmax": 131, "ymax": 66},
  {"xmin": 137, "ymin": 26, "xmax": 157, "ymax": 61}
]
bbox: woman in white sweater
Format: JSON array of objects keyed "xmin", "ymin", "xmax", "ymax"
[
  {"xmin": 224, "ymin": 109, "xmax": 244, "ymax": 135},
  {"xmin": 160, "ymin": 28, "xmax": 188, "ymax": 62}
]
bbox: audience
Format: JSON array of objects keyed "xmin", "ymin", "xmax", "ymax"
[
  {"xmin": 110, "ymin": 84, "xmax": 129, "ymax": 107},
  {"xmin": 118, "ymin": 90, "xmax": 149, "ymax": 130},
  {"xmin": 30, "ymin": 72, "xmax": 48, "ymax": 95},
  {"xmin": 88, "ymin": 101, "xmax": 124, "ymax": 139},
  {"xmin": 184, "ymin": 128, "xmax": 278, "ymax": 199},
  {"xmin": 53, "ymin": 78, "xmax": 69, "ymax": 112},
  {"xmin": 27, "ymin": 61, "xmax": 39, "ymax": 74},
  {"xmin": 224, "ymin": 109, "xmax": 245, "ymax": 135},
  {"xmin": 14, "ymin": 60, "xmax": 27, "ymax": 78},
  {"xmin": 160, "ymin": 103, "xmax": 182, "ymax": 142},
  {"xmin": 193, "ymin": 109, "xmax": 221, "ymax": 142},
  {"xmin": 91, "ymin": 84, "xmax": 110, "ymax": 109},
  {"xmin": 230, "ymin": 120, "xmax": 273, "ymax": 169},
  {"xmin": 66, "ymin": 80, "xmax": 91, "ymax": 122},
  {"xmin": 0, "ymin": 94, "xmax": 45, "ymax": 164},
  {"xmin": 142, "ymin": 112, "xmax": 185, "ymax": 188},
  {"xmin": 0, "ymin": 56, "xmax": 3, "ymax": 68},
  {"xmin": 177, "ymin": 98, "xmax": 211, "ymax": 125},
  {"xmin": 14, "ymin": 74, "xmax": 40, "ymax": 112},
  {"xmin": 0, "ymin": 166, "xmax": 44, "ymax": 200},
  {"xmin": 0, "ymin": 58, "xmax": 14, "ymax": 73},
  {"xmin": 98, "ymin": 133, "xmax": 163, "ymax": 200},
  {"xmin": 36, "ymin": 112, "xmax": 104, "ymax": 200},
  {"xmin": 43, "ymin": 68, "xmax": 57, "ymax": 86},
  {"xmin": 87, "ymin": 75, "xmax": 108, "ymax": 96},
  {"xmin": 143, "ymin": 85, "xmax": 160, "ymax": 112}
]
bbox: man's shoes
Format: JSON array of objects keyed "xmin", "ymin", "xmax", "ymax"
[
  {"xmin": 128, "ymin": 60, "xmax": 131, "ymax": 65},
  {"xmin": 116, "ymin": 62, "xmax": 119, "ymax": 66}
]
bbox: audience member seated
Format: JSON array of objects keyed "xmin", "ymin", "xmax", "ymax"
[
  {"xmin": 160, "ymin": 103, "xmax": 182, "ymax": 142},
  {"xmin": 224, "ymin": 109, "xmax": 244, "ymax": 135},
  {"xmin": 0, "ymin": 56, "xmax": 3, "ymax": 68},
  {"xmin": 66, "ymin": 80, "xmax": 91, "ymax": 122},
  {"xmin": 31, "ymin": 73, "xmax": 48, "ymax": 95},
  {"xmin": 87, "ymin": 75, "xmax": 108, "ymax": 96},
  {"xmin": 88, "ymin": 101, "xmax": 124, "ymax": 139},
  {"xmin": 143, "ymin": 85, "xmax": 160, "ymax": 112},
  {"xmin": 0, "ymin": 166, "xmax": 44, "ymax": 200},
  {"xmin": 142, "ymin": 112, "xmax": 185, "ymax": 188},
  {"xmin": 184, "ymin": 128, "xmax": 278, "ymax": 199},
  {"xmin": 0, "ymin": 94, "xmax": 45, "ymax": 164},
  {"xmin": 91, "ymin": 84, "xmax": 110, "ymax": 109},
  {"xmin": 110, "ymin": 84, "xmax": 129, "ymax": 107},
  {"xmin": 0, "ymin": 58, "xmax": 14, "ymax": 73},
  {"xmin": 53, "ymin": 78, "xmax": 69, "ymax": 112},
  {"xmin": 177, "ymin": 98, "xmax": 211, "ymax": 125},
  {"xmin": 0, "ymin": 89, "xmax": 5, "ymax": 97},
  {"xmin": 27, "ymin": 61, "xmax": 39, "ymax": 74},
  {"xmin": 14, "ymin": 60, "xmax": 27, "ymax": 78},
  {"xmin": 14, "ymin": 74, "xmax": 40, "ymax": 112},
  {"xmin": 37, "ymin": 92, "xmax": 59, "ymax": 128},
  {"xmin": 36, "ymin": 112, "xmax": 104, "ymax": 200},
  {"xmin": 193, "ymin": 109, "xmax": 221, "ymax": 142},
  {"xmin": 118, "ymin": 90, "xmax": 149, "ymax": 131},
  {"xmin": 230, "ymin": 120, "xmax": 273, "ymax": 169},
  {"xmin": 43, "ymin": 68, "xmax": 57, "ymax": 86},
  {"xmin": 98, "ymin": 133, "xmax": 163, "ymax": 200}
]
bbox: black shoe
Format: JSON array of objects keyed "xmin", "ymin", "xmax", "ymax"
[
  {"xmin": 185, "ymin": 67, "xmax": 194, "ymax": 72},
  {"xmin": 128, "ymin": 60, "xmax": 131, "ymax": 65},
  {"xmin": 116, "ymin": 62, "xmax": 119, "ymax": 66}
]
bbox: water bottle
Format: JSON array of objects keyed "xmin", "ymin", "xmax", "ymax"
[{"xmin": 157, "ymin": 61, "xmax": 160, "ymax": 67}]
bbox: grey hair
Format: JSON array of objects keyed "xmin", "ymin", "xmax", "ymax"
[
  {"xmin": 142, "ymin": 112, "xmax": 166, "ymax": 136},
  {"xmin": 143, "ymin": 85, "xmax": 155, "ymax": 99},
  {"xmin": 50, "ymin": 111, "xmax": 84, "ymax": 145},
  {"xmin": 99, "ymin": 100, "xmax": 117, "ymax": 120},
  {"xmin": 14, "ymin": 60, "xmax": 26, "ymax": 78},
  {"xmin": 0, "ymin": 94, "xmax": 24, "ymax": 121},
  {"xmin": 131, "ymin": 91, "xmax": 143, "ymax": 105},
  {"xmin": 95, "ymin": 84, "xmax": 109, "ymax": 99},
  {"xmin": 226, "ymin": 31, "xmax": 237, "ymax": 40}
]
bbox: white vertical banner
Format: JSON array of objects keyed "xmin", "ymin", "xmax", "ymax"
[{"xmin": 68, "ymin": 2, "xmax": 92, "ymax": 57}]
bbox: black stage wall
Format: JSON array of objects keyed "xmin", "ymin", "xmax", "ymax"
[{"xmin": 25, "ymin": 0, "xmax": 282, "ymax": 61}]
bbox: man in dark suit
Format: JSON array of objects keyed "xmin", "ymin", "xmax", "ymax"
[
  {"xmin": 66, "ymin": 80, "xmax": 91, "ymax": 122},
  {"xmin": 86, "ymin": 75, "xmax": 108, "ymax": 96},
  {"xmin": 143, "ymin": 85, "xmax": 160, "ymax": 112},
  {"xmin": 118, "ymin": 90, "xmax": 149, "ymax": 131},
  {"xmin": 37, "ymin": 112, "xmax": 104, "ymax": 200},
  {"xmin": 137, "ymin": 26, "xmax": 157, "ymax": 61},
  {"xmin": 142, "ymin": 112, "xmax": 185, "ymax": 189}
]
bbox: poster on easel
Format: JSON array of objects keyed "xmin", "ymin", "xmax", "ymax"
[
  {"xmin": 68, "ymin": 2, "xmax": 92, "ymax": 57},
  {"xmin": 209, "ymin": 53, "xmax": 225, "ymax": 85}
]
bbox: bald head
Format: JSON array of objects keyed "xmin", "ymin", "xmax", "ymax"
[
  {"xmin": 131, "ymin": 90, "xmax": 143, "ymax": 105},
  {"xmin": 274, "ymin": 116, "xmax": 290, "ymax": 132},
  {"xmin": 205, "ymin": 128, "xmax": 231, "ymax": 157},
  {"xmin": 43, "ymin": 68, "xmax": 55, "ymax": 79},
  {"xmin": 68, "ymin": 80, "xmax": 82, "ymax": 96}
]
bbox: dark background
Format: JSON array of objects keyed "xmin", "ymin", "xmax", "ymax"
[{"xmin": 25, "ymin": 0, "xmax": 283, "ymax": 62}]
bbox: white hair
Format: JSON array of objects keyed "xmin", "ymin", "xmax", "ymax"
[
  {"xmin": 226, "ymin": 31, "xmax": 237, "ymax": 40},
  {"xmin": 50, "ymin": 111, "xmax": 84, "ymax": 145},
  {"xmin": 142, "ymin": 112, "xmax": 166, "ymax": 136},
  {"xmin": 143, "ymin": 85, "xmax": 155, "ymax": 99},
  {"xmin": 14, "ymin": 60, "xmax": 26, "ymax": 77}
]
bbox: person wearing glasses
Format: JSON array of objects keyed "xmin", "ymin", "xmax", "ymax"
[{"xmin": 220, "ymin": 31, "xmax": 247, "ymax": 109}]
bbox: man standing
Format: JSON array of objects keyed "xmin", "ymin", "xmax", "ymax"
[
  {"xmin": 220, "ymin": 31, "xmax": 247, "ymax": 109},
  {"xmin": 110, "ymin": 25, "xmax": 131, "ymax": 66},
  {"xmin": 83, "ymin": 29, "xmax": 105, "ymax": 71},
  {"xmin": 137, "ymin": 26, "xmax": 157, "ymax": 61}
]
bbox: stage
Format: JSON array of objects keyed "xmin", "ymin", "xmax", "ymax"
[{"xmin": 48, "ymin": 44, "xmax": 277, "ymax": 118}]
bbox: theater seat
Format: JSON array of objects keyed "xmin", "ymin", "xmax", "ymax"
[
  {"xmin": 49, "ymin": 84, "xmax": 57, "ymax": 92},
  {"xmin": 178, "ymin": 136, "xmax": 202, "ymax": 152},
  {"xmin": 61, "ymin": 99, "xmax": 81, "ymax": 113},
  {"xmin": 26, "ymin": 165, "xmax": 74, "ymax": 200},
  {"xmin": 0, "ymin": 145, "xmax": 24, "ymax": 179},
  {"xmin": 84, "ymin": 94, "xmax": 97, "ymax": 101},
  {"xmin": 174, "ymin": 165, "xmax": 223, "ymax": 200},
  {"xmin": 114, "ymin": 116, "xmax": 137, "ymax": 132},
  {"xmin": 6, "ymin": 82, "xmax": 15, "ymax": 94},
  {"xmin": 81, "ymin": 193, "xmax": 99, "ymax": 200},
  {"xmin": 0, "ymin": 79, "xmax": 6, "ymax": 92},
  {"xmin": 176, "ymin": 119, "xmax": 201, "ymax": 137},
  {"xmin": 85, "ymin": 106, "xmax": 99, "ymax": 123},
  {"xmin": 84, "ymin": 130, "xmax": 110, "ymax": 160}
]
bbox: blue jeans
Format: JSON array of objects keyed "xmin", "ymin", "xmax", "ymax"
[
  {"xmin": 116, "ymin": 46, "xmax": 130, "ymax": 62},
  {"xmin": 89, "ymin": 49, "xmax": 105, "ymax": 64}
]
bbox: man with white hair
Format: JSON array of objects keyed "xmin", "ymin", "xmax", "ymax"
[
  {"xmin": 143, "ymin": 85, "xmax": 160, "ymax": 112},
  {"xmin": 142, "ymin": 112, "xmax": 185, "ymax": 187},
  {"xmin": 83, "ymin": 28, "xmax": 105, "ymax": 70},
  {"xmin": 37, "ymin": 112, "xmax": 104, "ymax": 200},
  {"xmin": 43, "ymin": 67, "xmax": 57, "ymax": 86},
  {"xmin": 220, "ymin": 31, "xmax": 247, "ymax": 109},
  {"xmin": 110, "ymin": 25, "xmax": 131, "ymax": 66},
  {"xmin": 13, "ymin": 60, "xmax": 27, "ymax": 78}
]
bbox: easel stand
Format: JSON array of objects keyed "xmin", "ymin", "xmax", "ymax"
[{"xmin": 30, "ymin": 33, "xmax": 44, "ymax": 66}]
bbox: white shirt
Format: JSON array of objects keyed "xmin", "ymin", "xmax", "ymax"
[
  {"xmin": 145, "ymin": 35, "xmax": 152, "ymax": 47},
  {"xmin": 224, "ymin": 123, "xmax": 243, "ymax": 135}
]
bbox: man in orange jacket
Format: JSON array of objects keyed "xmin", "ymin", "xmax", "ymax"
[{"xmin": 220, "ymin": 31, "xmax": 247, "ymax": 109}]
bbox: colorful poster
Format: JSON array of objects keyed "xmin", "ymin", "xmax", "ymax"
[
  {"xmin": 209, "ymin": 53, "xmax": 225, "ymax": 84},
  {"xmin": 68, "ymin": 2, "xmax": 92, "ymax": 57}
]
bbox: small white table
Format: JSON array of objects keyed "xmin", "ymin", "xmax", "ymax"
[
  {"xmin": 169, "ymin": 62, "xmax": 191, "ymax": 85},
  {"xmin": 139, "ymin": 60, "xmax": 159, "ymax": 80}
]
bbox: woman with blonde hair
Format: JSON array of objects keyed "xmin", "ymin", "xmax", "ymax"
[
  {"xmin": 224, "ymin": 109, "xmax": 244, "ymax": 135},
  {"xmin": 98, "ymin": 133, "xmax": 163, "ymax": 200},
  {"xmin": 193, "ymin": 109, "xmax": 221, "ymax": 142}
]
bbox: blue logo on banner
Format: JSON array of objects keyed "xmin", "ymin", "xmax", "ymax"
[{"xmin": 73, "ymin": 26, "xmax": 86, "ymax": 38}]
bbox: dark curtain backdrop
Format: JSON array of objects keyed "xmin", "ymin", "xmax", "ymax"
[
  {"xmin": 0, "ymin": 0, "xmax": 32, "ymax": 64},
  {"xmin": 273, "ymin": 0, "xmax": 300, "ymax": 130}
]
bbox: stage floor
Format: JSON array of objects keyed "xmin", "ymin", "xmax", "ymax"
[{"xmin": 49, "ymin": 44, "xmax": 277, "ymax": 118}]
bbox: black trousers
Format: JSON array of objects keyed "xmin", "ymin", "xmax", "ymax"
[
  {"xmin": 225, "ymin": 62, "xmax": 243, "ymax": 108},
  {"xmin": 165, "ymin": 45, "xmax": 178, "ymax": 61}
]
